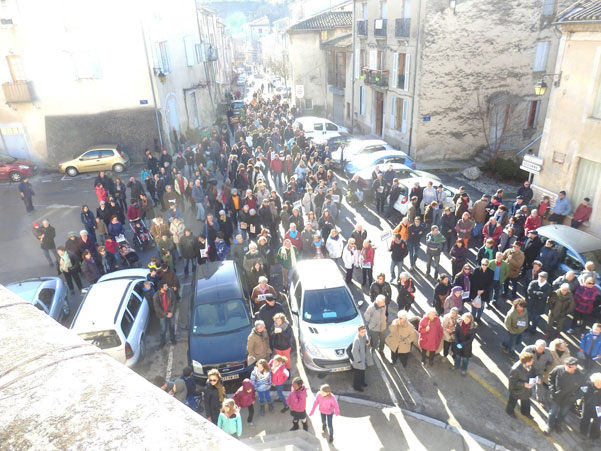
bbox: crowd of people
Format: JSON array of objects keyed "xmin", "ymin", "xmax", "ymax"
[{"xmin": 25, "ymin": 86, "xmax": 601, "ymax": 443}]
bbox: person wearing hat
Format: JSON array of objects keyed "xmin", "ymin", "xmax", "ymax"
[
  {"xmin": 538, "ymin": 239, "xmax": 559, "ymax": 273},
  {"xmin": 571, "ymin": 197, "xmax": 593, "ymax": 229},
  {"xmin": 511, "ymin": 195, "xmax": 525, "ymax": 216},
  {"xmin": 546, "ymin": 356, "xmax": 586, "ymax": 434},
  {"xmin": 526, "ymin": 271, "xmax": 553, "ymax": 333},
  {"xmin": 257, "ymin": 291, "xmax": 285, "ymax": 336},
  {"xmin": 502, "ymin": 241, "xmax": 525, "ymax": 298}
]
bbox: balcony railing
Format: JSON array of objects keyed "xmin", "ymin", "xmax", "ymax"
[
  {"xmin": 357, "ymin": 20, "xmax": 367, "ymax": 36},
  {"xmin": 395, "ymin": 18, "xmax": 411, "ymax": 38},
  {"xmin": 361, "ymin": 68, "xmax": 389, "ymax": 88},
  {"xmin": 2, "ymin": 80, "xmax": 36, "ymax": 104},
  {"xmin": 374, "ymin": 19, "xmax": 387, "ymax": 37}
]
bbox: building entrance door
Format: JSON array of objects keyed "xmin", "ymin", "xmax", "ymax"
[{"xmin": 375, "ymin": 92, "xmax": 384, "ymax": 136}]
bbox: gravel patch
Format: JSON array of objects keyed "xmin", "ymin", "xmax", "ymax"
[{"xmin": 450, "ymin": 172, "xmax": 521, "ymax": 196}]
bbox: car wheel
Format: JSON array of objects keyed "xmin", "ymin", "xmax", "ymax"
[
  {"xmin": 9, "ymin": 171, "xmax": 22, "ymax": 182},
  {"xmin": 138, "ymin": 334, "xmax": 147, "ymax": 363},
  {"xmin": 62, "ymin": 296, "xmax": 70, "ymax": 318},
  {"xmin": 66, "ymin": 166, "xmax": 78, "ymax": 177},
  {"xmin": 113, "ymin": 163, "xmax": 124, "ymax": 173}
]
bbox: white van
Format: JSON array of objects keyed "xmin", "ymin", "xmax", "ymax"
[
  {"xmin": 71, "ymin": 270, "xmax": 150, "ymax": 367},
  {"xmin": 293, "ymin": 116, "xmax": 348, "ymax": 140}
]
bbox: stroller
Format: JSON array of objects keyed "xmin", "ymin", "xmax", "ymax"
[
  {"xmin": 115, "ymin": 234, "xmax": 140, "ymax": 267},
  {"xmin": 128, "ymin": 219, "xmax": 153, "ymax": 250},
  {"xmin": 346, "ymin": 188, "xmax": 364, "ymax": 207}
]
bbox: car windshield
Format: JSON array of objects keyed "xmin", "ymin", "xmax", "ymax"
[
  {"xmin": 79, "ymin": 330, "xmax": 121, "ymax": 349},
  {"xmin": 582, "ymin": 249, "xmax": 601, "ymax": 273},
  {"xmin": 193, "ymin": 298, "xmax": 250, "ymax": 335},
  {"xmin": 302, "ymin": 287, "xmax": 358, "ymax": 324},
  {"xmin": 0, "ymin": 154, "xmax": 17, "ymax": 164}
]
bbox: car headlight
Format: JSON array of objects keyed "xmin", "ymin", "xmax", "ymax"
[
  {"xmin": 192, "ymin": 360, "xmax": 203, "ymax": 374},
  {"xmin": 18, "ymin": 165, "xmax": 30, "ymax": 169},
  {"xmin": 304, "ymin": 342, "xmax": 323, "ymax": 358}
]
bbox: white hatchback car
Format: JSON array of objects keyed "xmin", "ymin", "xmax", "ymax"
[
  {"xmin": 293, "ymin": 116, "xmax": 348, "ymax": 140},
  {"xmin": 289, "ymin": 260, "xmax": 364, "ymax": 373},
  {"xmin": 330, "ymin": 139, "xmax": 395, "ymax": 168},
  {"xmin": 71, "ymin": 269, "xmax": 150, "ymax": 367}
]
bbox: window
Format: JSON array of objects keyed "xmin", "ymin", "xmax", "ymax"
[
  {"xmin": 571, "ymin": 157, "xmax": 601, "ymax": 206},
  {"xmin": 294, "ymin": 282, "xmax": 302, "ymax": 311},
  {"xmin": 360, "ymin": 48, "xmax": 366, "ymax": 68},
  {"xmin": 320, "ymin": 30, "xmax": 328, "ymax": 41},
  {"xmin": 533, "ymin": 41, "xmax": 549, "ymax": 72},
  {"xmin": 563, "ymin": 251, "xmax": 584, "ymax": 272},
  {"xmin": 120, "ymin": 311, "xmax": 134, "ymax": 338},
  {"xmin": 100, "ymin": 150, "xmax": 114, "ymax": 158},
  {"xmin": 335, "ymin": 52, "xmax": 346, "ymax": 89},
  {"xmin": 362, "ymin": 3, "xmax": 368, "ymax": 20},
  {"xmin": 184, "ymin": 36, "xmax": 195, "ymax": 66},
  {"xmin": 314, "ymin": 123, "xmax": 323, "ymax": 131},
  {"xmin": 347, "ymin": 102, "xmax": 351, "ymax": 119},
  {"xmin": 72, "ymin": 50, "xmax": 102, "ymax": 80},
  {"xmin": 377, "ymin": 50, "xmax": 384, "ymax": 70},
  {"xmin": 359, "ymin": 86, "xmax": 365, "ymax": 115},
  {"xmin": 127, "ymin": 293, "xmax": 141, "ymax": 317},
  {"xmin": 542, "ymin": 0, "xmax": 555, "ymax": 16},
  {"xmin": 525, "ymin": 100, "xmax": 540, "ymax": 129},
  {"xmin": 403, "ymin": 0, "xmax": 411, "ymax": 18},
  {"xmin": 38, "ymin": 288, "xmax": 54, "ymax": 310},
  {"xmin": 156, "ymin": 41, "xmax": 171, "ymax": 73},
  {"xmin": 380, "ymin": 1, "xmax": 387, "ymax": 19},
  {"xmin": 6, "ymin": 55, "xmax": 25, "ymax": 81},
  {"xmin": 369, "ymin": 49, "xmax": 377, "ymax": 70},
  {"xmin": 301, "ymin": 287, "xmax": 358, "ymax": 324},
  {"xmin": 195, "ymin": 42, "xmax": 203, "ymax": 64},
  {"xmin": 392, "ymin": 53, "xmax": 410, "ymax": 90},
  {"xmin": 395, "ymin": 97, "xmax": 403, "ymax": 130},
  {"xmin": 327, "ymin": 51, "xmax": 336, "ymax": 85},
  {"xmin": 326, "ymin": 122, "xmax": 338, "ymax": 131},
  {"xmin": 80, "ymin": 150, "xmax": 101, "ymax": 160},
  {"xmin": 305, "ymin": 98, "xmax": 313, "ymax": 110},
  {"xmin": 192, "ymin": 299, "xmax": 250, "ymax": 335}
]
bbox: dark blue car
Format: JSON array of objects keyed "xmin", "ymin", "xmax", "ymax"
[{"xmin": 188, "ymin": 261, "xmax": 254, "ymax": 382}]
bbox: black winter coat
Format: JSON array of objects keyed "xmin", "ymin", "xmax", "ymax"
[
  {"xmin": 508, "ymin": 361, "xmax": 535, "ymax": 399},
  {"xmin": 390, "ymin": 240, "xmax": 409, "ymax": 262},
  {"xmin": 271, "ymin": 321, "xmax": 292, "ymax": 350},
  {"xmin": 470, "ymin": 267, "xmax": 494, "ymax": 303},
  {"xmin": 549, "ymin": 365, "xmax": 586, "ymax": 405},
  {"xmin": 453, "ymin": 321, "xmax": 476, "ymax": 358},
  {"xmin": 179, "ymin": 234, "xmax": 196, "ymax": 259},
  {"xmin": 204, "ymin": 384, "xmax": 221, "ymax": 423},
  {"xmin": 526, "ymin": 280, "xmax": 553, "ymax": 315}
]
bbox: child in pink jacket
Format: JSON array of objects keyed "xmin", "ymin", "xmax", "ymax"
[
  {"xmin": 269, "ymin": 355, "xmax": 290, "ymax": 413},
  {"xmin": 287, "ymin": 377, "xmax": 308, "ymax": 431},
  {"xmin": 309, "ymin": 384, "xmax": 340, "ymax": 443}
]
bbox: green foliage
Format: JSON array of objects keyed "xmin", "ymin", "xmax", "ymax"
[{"xmin": 483, "ymin": 157, "xmax": 529, "ymax": 182}]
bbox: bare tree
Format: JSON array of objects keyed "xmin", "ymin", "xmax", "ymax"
[{"xmin": 475, "ymin": 91, "xmax": 519, "ymax": 165}]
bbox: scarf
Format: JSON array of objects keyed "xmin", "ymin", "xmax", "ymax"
[
  {"xmin": 288, "ymin": 230, "xmax": 298, "ymax": 239},
  {"xmin": 279, "ymin": 246, "xmax": 297, "ymax": 267},
  {"xmin": 314, "ymin": 239, "xmax": 322, "ymax": 248},
  {"xmin": 460, "ymin": 320, "xmax": 470, "ymax": 336},
  {"xmin": 59, "ymin": 252, "xmax": 72, "ymax": 273}
]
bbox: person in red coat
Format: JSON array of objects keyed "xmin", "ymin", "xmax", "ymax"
[
  {"xmin": 284, "ymin": 223, "xmax": 303, "ymax": 251},
  {"xmin": 233, "ymin": 378, "xmax": 256, "ymax": 426},
  {"xmin": 419, "ymin": 308, "xmax": 443, "ymax": 366},
  {"xmin": 571, "ymin": 198, "xmax": 592, "ymax": 229},
  {"xmin": 524, "ymin": 210, "xmax": 542, "ymax": 235},
  {"xmin": 482, "ymin": 218, "xmax": 503, "ymax": 246}
]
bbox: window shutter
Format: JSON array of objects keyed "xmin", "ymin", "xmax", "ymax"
[
  {"xmin": 369, "ymin": 49, "xmax": 377, "ymax": 70},
  {"xmin": 391, "ymin": 53, "xmax": 399, "ymax": 89},
  {"xmin": 184, "ymin": 36, "xmax": 195, "ymax": 66},
  {"xmin": 390, "ymin": 96, "xmax": 396, "ymax": 129},
  {"xmin": 404, "ymin": 0, "xmax": 412, "ymax": 18},
  {"xmin": 355, "ymin": 48, "xmax": 360, "ymax": 79},
  {"xmin": 401, "ymin": 98, "xmax": 409, "ymax": 134},
  {"xmin": 154, "ymin": 43, "xmax": 163, "ymax": 72},
  {"xmin": 533, "ymin": 42, "xmax": 549, "ymax": 72},
  {"xmin": 403, "ymin": 54, "xmax": 411, "ymax": 91},
  {"xmin": 359, "ymin": 86, "xmax": 365, "ymax": 115}
]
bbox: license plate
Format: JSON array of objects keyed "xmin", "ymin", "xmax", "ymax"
[
  {"xmin": 221, "ymin": 374, "xmax": 240, "ymax": 381},
  {"xmin": 330, "ymin": 365, "xmax": 351, "ymax": 373}
]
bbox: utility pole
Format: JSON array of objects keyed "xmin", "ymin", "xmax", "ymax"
[{"xmin": 350, "ymin": 0, "xmax": 356, "ymax": 134}]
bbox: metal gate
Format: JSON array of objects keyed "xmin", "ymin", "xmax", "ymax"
[{"xmin": 0, "ymin": 123, "xmax": 31, "ymax": 159}]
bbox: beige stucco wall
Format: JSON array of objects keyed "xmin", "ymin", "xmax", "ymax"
[
  {"xmin": 534, "ymin": 26, "xmax": 601, "ymax": 237},
  {"xmin": 289, "ymin": 31, "xmax": 327, "ymax": 115}
]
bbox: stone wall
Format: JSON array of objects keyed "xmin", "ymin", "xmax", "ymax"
[{"xmin": 45, "ymin": 108, "xmax": 164, "ymax": 165}]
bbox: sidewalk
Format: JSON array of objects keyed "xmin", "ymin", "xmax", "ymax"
[
  {"xmin": 240, "ymin": 396, "xmax": 503, "ymax": 451},
  {"xmin": 415, "ymin": 160, "xmax": 474, "ymax": 173}
]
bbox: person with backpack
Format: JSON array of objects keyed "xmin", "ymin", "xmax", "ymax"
[{"xmin": 287, "ymin": 377, "xmax": 308, "ymax": 431}]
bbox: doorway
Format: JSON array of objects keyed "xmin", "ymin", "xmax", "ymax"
[{"xmin": 375, "ymin": 92, "xmax": 384, "ymax": 136}]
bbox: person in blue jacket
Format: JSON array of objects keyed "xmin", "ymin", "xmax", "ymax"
[{"xmin": 580, "ymin": 323, "xmax": 601, "ymax": 371}]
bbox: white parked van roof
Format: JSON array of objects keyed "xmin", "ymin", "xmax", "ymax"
[
  {"xmin": 294, "ymin": 259, "xmax": 346, "ymax": 290},
  {"xmin": 71, "ymin": 279, "xmax": 134, "ymax": 332}
]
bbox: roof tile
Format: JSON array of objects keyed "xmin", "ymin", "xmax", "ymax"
[{"xmin": 288, "ymin": 11, "xmax": 352, "ymax": 32}]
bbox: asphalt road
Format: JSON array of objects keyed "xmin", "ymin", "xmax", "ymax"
[{"xmin": 0, "ymin": 159, "xmax": 590, "ymax": 449}]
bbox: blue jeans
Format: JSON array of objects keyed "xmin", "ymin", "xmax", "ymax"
[
  {"xmin": 489, "ymin": 280, "xmax": 502, "ymax": 303},
  {"xmin": 275, "ymin": 384, "xmax": 287, "ymax": 406},
  {"xmin": 504, "ymin": 277, "xmax": 519, "ymax": 297},
  {"xmin": 503, "ymin": 332, "xmax": 523, "ymax": 353},
  {"xmin": 454, "ymin": 356, "xmax": 470, "ymax": 371},
  {"xmin": 159, "ymin": 316, "xmax": 176, "ymax": 345},
  {"xmin": 472, "ymin": 303, "xmax": 484, "ymax": 322},
  {"xmin": 184, "ymin": 258, "xmax": 196, "ymax": 274},
  {"xmin": 195, "ymin": 202, "xmax": 205, "ymax": 221},
  {"xmin": 408, "ymin": 242, "xmax": 419, "ymax": 266},
  {"xmin": 528, "ymin": 312, "xmax": 542, "ymax": 332},
  {"xmin": 548, "ymin": 401, "xmax": 571, "ymax": 429},
  {"xmin": 472, "ymin": 221, "xmax": 484, "ymax": 238},
  {"xmin": 321, "ymin": 412, "xmax": 334, "ymax": 437},
  {"xmin": 257, "ymin": 390, "xmax": 272, "ymax": 404},
  {"xmin": 42, "ymin": 247, "xmax": 59, "ymax": 265},
  {"xmin": 390, "ymin": 260, "xmax": 403, "ymax": 281}
]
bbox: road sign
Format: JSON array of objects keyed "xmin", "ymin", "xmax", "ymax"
[
  {"xmin": 520, "ymin": 161, "xmax": 542, "ymax": 174},
  {"xmin": 295, "ymin": 85, "xmax": 304, "ymax": 99},
  {"xmin": 423, "ymin": 116, "xmax": 431, "ymax": 122},
  {"xmin": 523, "ymin": 154, "xmax": 544, "ymax": 165},
  {"xmin": 380, "ymin": 230, "xmax": 392, "ymax": 241}
]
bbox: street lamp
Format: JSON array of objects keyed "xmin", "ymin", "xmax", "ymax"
[{"xmin": 534, "ymin": 72, "xmax": 562, "ymax": 96}]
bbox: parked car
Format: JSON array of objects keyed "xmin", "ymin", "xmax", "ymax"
[
  {"xmin": 289, "ymin": 259, "xmax": 364, "ymax": 373},
  {"xmin": 70, "ymin": 269, "xmax": 150, "ymax": 367},
  {"xmin": 310, "ymin": 133, "xmax": 355, "ymax": 150},
  {"xmin": 355, "ymin": 164, "xmax": 439, "ymax": 199},
  {"xmin": 189, "ymin": 261, "xmax": 254, "ymax": 382},
  {"xmin": 393, "ymin": 177, "xmax": 467, "ymax": 216},
  {"xmin": 0, "ymin": 154, "xmax": 37, "ymax": 182},
  {"xmin": 293, "ymin": 116, "xmax": 348, "ymax": 140},
  {"xmin": 58, "ymin": 145, "xmax": 129, "ymax": 177},
  {"xmin": 229, "ymin": 100, "xmax": 245, "ymax": 124},
  {"xmin": 344, "ymin": 150, "xmax": 417, "ymax": 176},
  {"xmin": 536, "ymin": 225, "xmax": 601, "ymax": 282},
  {"xmin": 6, "ymin": 277, "xmax": 69, "ymax": 322},
  {"xmin": 331, "ymin": 139, "xmax": 396, "ymax": 168}
]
